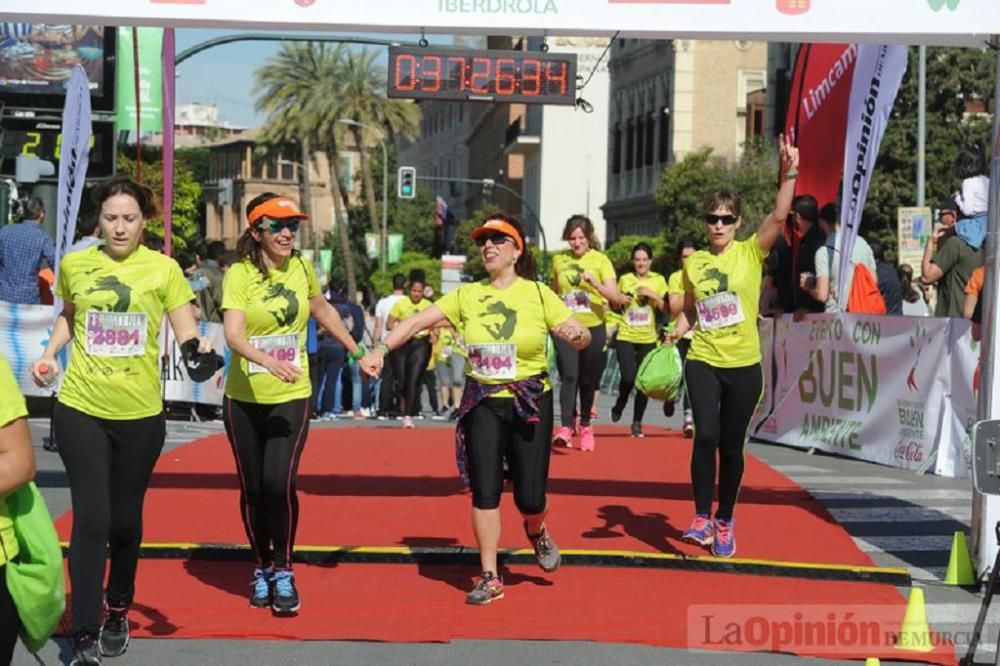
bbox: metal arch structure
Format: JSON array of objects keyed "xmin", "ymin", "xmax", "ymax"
[{"xmin": 4, "ymin": 0, "xmax": 1000, "ymax": 572}]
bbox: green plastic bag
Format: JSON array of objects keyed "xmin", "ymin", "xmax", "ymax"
[
  {"xmin": 4, "ymin": 481, "xmax": 65, "ymax": 653},
  {"xmin": 635, "ymin": 344, "xmax": 683, "ymax": 402}
]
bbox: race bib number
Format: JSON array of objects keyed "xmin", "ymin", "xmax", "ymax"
[
  {"xmin": 249, "ymin": 334, "xmax": 301, "ymax": 375},
  {"xmin": 564, "ymin": 290, "xmax": 591, "ymax": 314},
  {"xmin": 696, "ymin": 291, "xmax": 745, "ymax": 331},
  {"xmin": 467, "ymin": 343, "xmax": 516, "ymax": 380},
  {"xmin": 626, "ymin": 306, "xmax": 652, "ymax": 327},
  {"xmin": 85, "ymin": 311, "xmax": 147, "ymax": 357}
]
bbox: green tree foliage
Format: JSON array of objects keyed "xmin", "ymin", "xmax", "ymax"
[
  {"xmin": 655, "ymin": 138, "xmax": 778, "ymax": 246},
  {"xmin": 369, "ymin": 251, "xmax": 441, "ymax": 297},
  {"xmin": 864, "ymin": 46, "xmax": 995, "ymax": 255},
  {"xmin": 116, "ymin": 151, "xmax": 204, "ymax": 255}
]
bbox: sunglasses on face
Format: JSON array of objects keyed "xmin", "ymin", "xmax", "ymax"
[
  {"xmin": 704, "ymin": 213, "xmax": 738, "ymax": 226},
  {"xmin": 475, "ymin": 233, "xmax": 513, "ymax": 247},
  {"xmin": 258, "ymin": 218, "xmax": 300, "ymax": 234}
]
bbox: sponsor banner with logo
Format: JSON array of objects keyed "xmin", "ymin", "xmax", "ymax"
[
  {"xmin": 0, "ymin": 1, "xmax": 993, "ymax": 47},
  {"xmin": 754, "ymin": 314, "xmax": 966, "ymax": 475},
  {"xmin": 750, "ymin": 317, "xmax": 775, "ymax": 433},
  {"xmin": 0, "ymin": 302, "xmax": 228, "ymax": 405},
  {"xmin": 936, "ymin": 319, "xmax": 978, "ymax": 478}
]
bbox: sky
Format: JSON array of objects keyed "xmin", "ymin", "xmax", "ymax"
[{"xmin": 174, "ymin": 29, "xmax": 456, "ymax": 129}]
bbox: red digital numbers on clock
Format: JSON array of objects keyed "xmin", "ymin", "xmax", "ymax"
[{"xmin": 387, "ymin": 46, "xmax": 577, "ymax": 105}]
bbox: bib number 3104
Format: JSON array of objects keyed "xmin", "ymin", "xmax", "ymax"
[
  {"xmin": 249, "ymin": 334, "xmax": 301, "ymax": 374},
  {"xmin": 85, "ymin": 311, "xmax": 147, "ymax": 357},
  {"xmin": 696, "ymin": 291, "xmax": 745, "ymax": 330},
  {"xmin": 467, "ymin": 343, "xmax": 516, "ymax": 380}
]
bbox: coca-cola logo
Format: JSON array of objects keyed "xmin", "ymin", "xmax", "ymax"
[{"xmin": 895, "ymin": 441, "xmax": 924, "ymax": 462}]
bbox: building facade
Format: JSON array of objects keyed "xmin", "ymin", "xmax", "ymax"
[{"xmin": 603, "ymin": 39, "xmax": 767, "ymax": 242}]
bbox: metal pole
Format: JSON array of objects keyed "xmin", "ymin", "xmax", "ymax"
[
  {"xmin": 917, "ymin": 45, "xmax": 926, "ymax": 206},
  {"xmin": 380, "ymin": 140, "xmax": 387, "ymax": 276},
  {"xmin": 972, "ymin": 35, "xmax": 1000, "ymax": 575}
]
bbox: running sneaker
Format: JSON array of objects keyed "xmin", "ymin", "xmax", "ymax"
[
  {"xmin": 712, "ymin": 518, "xmax": 736, "ymax": 558},
  {"xmin": 431, "ymin": 411, "xmax": 447, "ymax": 421},
  {"xmin": 681, "ymin": 513, "xmax": 715, "ymax": 546},
  {"xmin": 352, "ymin": 409, "xmax": 366, "ymax": 419},
  {"xmin": 271, "ymin": 569, "xmax": 301, "ymax": 614},
  {"xmin": 590, "ymin": 406, "xmax": 598, "ymax": 421},
  {"xmin": 552, "ymin": 426, "xmax": 574, "ymax": 448},
  {"xmin": 71, "ymin": 631, "xmax": 102, "ymax": 665},
  {"xmin": 99, "ymin": 604, "xmax": 129, "ymax": 657},
  {"xmin": 465, "ymin": 571, "xmax": 504, "ymax": 605},
  {"xmin": 321, "ymin": 411, "xmax": 338, "ymax": 421},
  {"xmin": 525, "ymin": 523, "xmax": 561, "ymax": 572},
  {"xmin": 448, "ymin": 408, "xmax": 460, "ymax": 421},
  {"xmin": 682, "ymin": 416, "xmax": 694, "ymax": 438},
  {"xmin": 402, "ymin": 416, "xmax": 415, "ymax": 429},
  {"xmin": 610, "ymin": 402, "xmax": 624, "ymax": 423},
  {"xmin": 630, "ymin": 422, "xmax": 644, "ymax": 438},
  {"xmin": 579, "ymin": 425, "xmax": 596, "ymax": 452},
  {"xmin": 249, "ymin": 567, "xmax": 272, "ymax": 608}
]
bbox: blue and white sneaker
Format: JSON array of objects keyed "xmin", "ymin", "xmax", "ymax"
[
  {"xmin": 711, "ymin": 518, "xmax": 736, "ymax": 558},
  {"xmin": 249, "ymin": 567, "xmax": 272, "ymax": 608},
  {"xmin": 681, "ymin": 513, "xmax": 714, "ymax": 547},
  {"xmin": 272, "ymin": 569, "xmax": 301, "ymax": 614}
]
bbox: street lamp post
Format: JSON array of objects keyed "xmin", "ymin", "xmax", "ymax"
[{"xmin": 339, "ymin": 118, "xmax": 387, "ymax": 275}]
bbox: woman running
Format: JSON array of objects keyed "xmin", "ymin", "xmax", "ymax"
[
  {"xmin": 550, "ymin": 215, "xmax": 622, "ymax": 451},
  {"xmin": 31, "ymin": 178, "xmax": 218, "ymax": 664},
  {"xmin": 387, "ymin": 269, "xmax": 433, "ymax": 428},
  {"xmin": 666, "ymin": 237, "xmax": 698, "ymax": 436},
  {"xmin": 665, "ymin": 135, "xmax": 799, "ymax": 558},
  {"xmin": 222, "ymin": 193, "xmax": 362, "ymax": 615},
  {"xmin": 610, "ymin": 242, "xmax": 668, "ymax": 438},
  {"xmin": 362, "ymin": 214, "xmax": 590, "ymax": 605}
]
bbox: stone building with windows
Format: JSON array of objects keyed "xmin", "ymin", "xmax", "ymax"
[{"xmin": 603, "ymin": 39, "xmax": 767, "ymax": 242}]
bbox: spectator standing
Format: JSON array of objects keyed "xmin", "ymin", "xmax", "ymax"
[
  {"xmin": 805, "ymin": 202, "xmax": 877, "ymax": 312},
  {"xmin": 869, "ymin": 240, "xmax": 903, "ymax": 315},
  {"xmin": 921, "ymin": 199, "xmax": 983, "ymax": 317},
  {"xmin": 373, "ymin": 274, "xmax": 407, "ymax": 418},
  {"xmin": 329, "ymin": 285, "xmax": 365, "ymax": 418},
  {"xmin": 0, "ymin": 197, "xmax": 55, "ymax": 304},
  {"xmin": 790, "ymin": 195, "xmax": 827, "ymax": 314},
  {"xmin": 66, "ymin": 213, "xmax": 102, "ymax": 255}
]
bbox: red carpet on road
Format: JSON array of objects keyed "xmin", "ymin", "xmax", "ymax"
[{"xmin": 54, "ymin": 425, "xmax": 956, "ymax": 664}]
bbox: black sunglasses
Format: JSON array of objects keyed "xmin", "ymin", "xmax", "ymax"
[
  {"xmin": 704, "ymin": 213, "xmax": 738, "ymax": 226},
  {"xmin": 258, "ymin": 218, "xmax": 300, "ymax": 234},
  {"xmin": 475, "ymin": 233, "xmax": 513, "ymax": 247}
]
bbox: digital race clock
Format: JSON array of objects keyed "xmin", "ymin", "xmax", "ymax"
[
  {"xmin": 0, "ymin": 115, "xmax": 116, "ymax": 180},
  {"xmin": 387, "ymin": 46, "xmax": 577, "ymax": 105}
]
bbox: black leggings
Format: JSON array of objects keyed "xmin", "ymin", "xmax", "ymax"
[
  {"xmin": 464, "ymin": 392, "xmax": 554, "ymax": 514},
  {"xmin": 54, "ymin": 403, "xmax": 166, "ymax": 634},
  {"xmin": 684, "ymin": 360, "xmax": 763, "ymax": 521},
  {"xmin": 554, "ymin": 324, "xmax": 607, "ymax": 427},
  {"xmin": 0, "ymin": 565, "xmax": 17, "ymax": 665},
  {"xmin": 391, "ymin": 337, "xmax": 432, "ymax": 417},
  {"xmin": 223, "ymin": 397, "xmax": 310, "ymax": 569},
  {"xmin": 613, "ymin": 340, "xmax": 655, "ymax": 423},
  {"xmin": 677, "ymin": 338, "xmax": 692, "ymax": 412}
]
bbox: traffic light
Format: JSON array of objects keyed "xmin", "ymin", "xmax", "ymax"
[{"xmin": 397, "ymin": 166, "xmax": 416, "ymax": 199}]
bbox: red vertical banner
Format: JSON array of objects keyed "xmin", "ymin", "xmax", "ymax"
[{"xmin": 784, "ymin": 43, "xmax": 858, "ymax": 208}]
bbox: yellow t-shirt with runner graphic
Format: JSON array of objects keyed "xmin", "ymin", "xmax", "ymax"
[
  {"xmin": 683, "ymin": 235, "xmax": 766, "ymax": 368},
  {"xmin": 389, "ymin": 297, "xmax": 433, "ymax": 338},
  {"xmin": 616, "ymin": 271, "xmax": 667, "ymax": 344},
  {"xmin": 0, "ymin": 353, "xmax": 26, "ymax": 564},
  {"xmin": 435, "ymin": 278, "xmax": 572, "ymax": 397},
  {"xmin": 551, "ymin": 249, "xmax": 616, "ymax": 328},
  {"xmin": 222, "ymin": 256, "xmax": 321, "ymax": 404},
  {"xmin": 56, "ymin": 245, "xmax": 194, "ymax": 420}
]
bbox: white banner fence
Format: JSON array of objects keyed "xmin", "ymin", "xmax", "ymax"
[
  {"xmin": 1, "ymin": 302, "xmax": 227, "ymax": 406},
  {"xmin": 752, "ymin": 314, "xmax": 977, "ymax": 478}
]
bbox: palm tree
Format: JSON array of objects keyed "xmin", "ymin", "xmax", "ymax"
[
  {"xmin": 254, "ymin": 42, "xmax": 358, "ymax": 296},
  {"xmin": 335, "ymin": 49, "xmax": 422, "ymax": 238}
]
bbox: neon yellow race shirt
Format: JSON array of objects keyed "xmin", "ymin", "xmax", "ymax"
[
  {"xmin": 389, "ymin": 297, "xmax": 433, "ymax": 338},
  {"xmin": 435, "ymin": 278, "xmax": 572, "ymax": 397},
  {"xmin": 222, "ymin": 256, "xmax": 321, "ymax": 404},
  {"xmin": 56, "ymin": 245, "xmax": 194, "ymax": 420},
  {"xmin": 616, "ymin": 271, "xmax": 667, "ymax": 344},
  {"xmin": 551, "ymin": 249, "xmax": 616, "ymax": 328},
  {"xmin": 683, "ymin": 235, "xmax": 766, "ymax": 368},
  {"xmin": 0, "ymin": 353, "xmax": 26, "ymax": 564}
]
